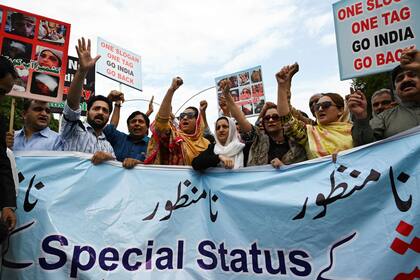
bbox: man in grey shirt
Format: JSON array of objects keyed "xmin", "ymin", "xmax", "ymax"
[
  {"xmin": 348, "ymin": 47, "xmax": 420, "ymax": 146},
  {"xmin": 61, "ymin": 38, "xmax": 114, "ymax": 164}
]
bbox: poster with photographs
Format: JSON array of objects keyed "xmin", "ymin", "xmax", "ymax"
[
  {"xmin": 0, "ymin": 4, "xmax": 70, "ymax": 102},
  {"xmin": 215, "ymin": 66, "xmax": 265, "ymax": 118}
]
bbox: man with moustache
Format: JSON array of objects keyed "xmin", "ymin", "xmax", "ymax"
[
  {"xmin": 7, "ymin": 100, "xmax": 62, "ymax": 151},
  {"xmin": 349, "ymin": 47, "xmax": 420, "ymax": 145},
  {"xmin": 61, "ymin": 38, "xmax": 114, "ymax": 164}
]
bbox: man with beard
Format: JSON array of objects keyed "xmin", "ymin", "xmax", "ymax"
[
  {"xmin": 349, "ymin": 47, "xmax": 420, "ymax": 145},
  {"xmin": 0, "ymin": 56, "xmax": 17, "ymax": 236},
  {"xmin": 7, "ymin": 100, "xmax": 62, "ymax": 151},
  {"xmin": 61, "ymin": 38, "xmax": 114, "ymax": 164}
]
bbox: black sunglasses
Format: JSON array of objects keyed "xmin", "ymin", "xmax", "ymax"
[
  {"xmin": 263, "ymin": 114, "xmax": 280, "ymax": 122},
  {"xmin": 314, "ymin": 101, "xmax": 336, "ymax": 112},
  {"xmin": 179, "ymin": 112, "xmax": 196, "ymax": 119}
]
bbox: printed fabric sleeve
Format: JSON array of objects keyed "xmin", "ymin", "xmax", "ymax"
[{"xmin": 280, "ymin": 112, "xmax": 308, "ymax": 145}]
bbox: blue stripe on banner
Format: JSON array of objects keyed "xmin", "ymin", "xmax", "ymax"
[{"xmin": 1, "ymin": 127, "xmax": 420, "ymax": 279}]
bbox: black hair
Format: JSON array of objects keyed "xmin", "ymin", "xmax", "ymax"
[
  {"xmin": 87, "ymin": 95, "xmax": 113, "ymax": 114},
  {"xmin": 23, "ymin": 99, "xmax": 49, "ymax": 112},
  {"xmin": 0, "ymin": 56, "xmax": 18, "ymax": 79},
  {"xmin": 184, "ymin": 106, "xmax": 199, "ymax": 117},
  {"xmin": 391, "ymin": 65, "xmax": 403, "ymax": 89},
  {"xmin": 126, "ymin": 111, "xmax": 150, "ymax": 128}
]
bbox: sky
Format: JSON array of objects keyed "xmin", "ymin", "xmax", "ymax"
[{"xmin": 5, "ymin": 0, "xmax": 351, "ymax": 133}]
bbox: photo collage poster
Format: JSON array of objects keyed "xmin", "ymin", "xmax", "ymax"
[
  {"xmin": 0, "ymin": 4, "xmax": 71, "ymax": 102},
  {"xmin": 215, "ymin": 66, "xmax": 265, "ymax": 117}
]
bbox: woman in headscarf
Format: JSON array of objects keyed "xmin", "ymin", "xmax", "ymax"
[
  {"xmin": 276, "ymin": 63, "xmax": 353, "ymax": 159},
  {"xmin": 192, "ymin": 116, "xmax": 247, "ymax": 170},
  {"xmin": 145, "ymin": 77, "xmax": 209, "ymax": 165}
]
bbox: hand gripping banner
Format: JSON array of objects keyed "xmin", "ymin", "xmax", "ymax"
[{"xmin": 1, "ymin": 127, "xmax": 420, "ymax": 279}]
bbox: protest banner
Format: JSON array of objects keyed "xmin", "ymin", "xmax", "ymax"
[
  {"xmin": 96, "ymin": 37, "xmax": 142, "ymax": 91},
  {"xmin": 1, "ymin": 127, "xmax": 419, "ymax": 279},
  {"xmin": 333, "ymin": 0, "xmax": 420, "ymax": 80},
  {"xmin": 215, "ymin": 66, "xmax": 265, "ymax": 117},
  {"xmin": 49, "ymin": 55, "xmax": 96, "ymax": 116},
  {"xmin": 0, "ymin": 4, "xmax": 71, "ymax": 102}
]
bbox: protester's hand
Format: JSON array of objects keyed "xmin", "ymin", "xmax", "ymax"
[
  {"xmin": 400, "ymin": 46, "xmax": 420, "ymax": 71},
  {"xmin": 91, "ymin": 151, "xmax": 114, "ymax": 165},
  {"xmin": 275, "ymin": 63, "xmax": 299, "ymax": 85},
  {"xmin": 199, "ymin": 100, "xmax": 208, "ymax": 113},
  {"xmin": 1, "ymin": 208, "xmax": 16, "ymax": 231},
  {"xmin": 271, "ymin": 158, "xmax": 284, "ymax": 169},
  {"xmin": 219, "ymin": 155, "xmax": 234, "ymax": 169},
  {"xmin": 122, "ymin": 158, "xmax": 142, "ymax": 169},
  {"xmin": 347, "ymin": 88, "xmax": 368, "ymax": 120},
  {"xmin": 219, "ymin": 96, "xmax": 228, "ymax": 111},
  {"xmin": 220, "ymin": 79, "xmax": 231, "ymax": 95},
  {"xmin": 76, "ymin": 37, "xmax": 100, "ymax": 73},
  {"xmin": 148, "ymin": 96, "xmax": 154, "ymax": 113},
  {"xmin": 107, "ymin": 90, "xmax": 125, "ymax": 103},
  {"xmin": 6, "ymin": 131, "xmax": 14, "ymax": 149},
  {"xmin": 170, "ymin": 77, "xmax": 183, "ymax": 91}
]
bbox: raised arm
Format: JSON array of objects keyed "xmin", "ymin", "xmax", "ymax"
[
  {"xmin": 220, "ymin": 80, "xmax": 252, "ymax": 133},
  {"xmin": 158, "ymin": 77, "xmax": 183, "ymax": 119},
  {"xmin": 107, "ymin": 90, "xmax": 125, "ymax": 127},
  {"xmin": 400, "ymin": 46, "xmax": 420, "ymax": 73},
  {"xmin": 146, "ymin": 96, "xmax": 154, "ymax": 117},
  {"xmin": 276, "ymin": 63, "xmax": 298, "ymax": 117},
  {"xmin": 68, "ymin": 38, "xmax": 100, "ymax": 110},
  {"xmin": 219, "ymin": 95, "xmax": 231, "ymax": 117},
  {"xmin": 199, "ymin": 100, "xmax": 209, "ymax": 130}
]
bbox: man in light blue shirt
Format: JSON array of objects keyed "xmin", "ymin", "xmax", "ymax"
[
  {"xmin": 7, "ymin": 99, "xmax": 62, "ymax": 151},
  {"xmin": 60, "ymin": 37, "xmax": 114, "ymax": 165}
]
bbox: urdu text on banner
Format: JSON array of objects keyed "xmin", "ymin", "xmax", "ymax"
[{"xmin": 1, "ymin": 127, "xmax": 420, "ymax": 279}]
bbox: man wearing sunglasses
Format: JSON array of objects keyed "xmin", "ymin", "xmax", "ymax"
[
  {"xmin": 371, "ymin": 89, "xmax": 397, "ymax": 116},
  {"xmin": 349, "ymin": 47, "xmax": 420, "ymax": 145},
  {"xmin": 145, "ymin": 77, "xmax": 209, "ymax": 165},
  {"xmin": 6, "ymin": 100, "xmax": 62, "ymax": 151}
]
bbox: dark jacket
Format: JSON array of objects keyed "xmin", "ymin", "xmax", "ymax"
[{"xmin": 0, "ymin": 114, "xmax": 16, "ymax": 209}]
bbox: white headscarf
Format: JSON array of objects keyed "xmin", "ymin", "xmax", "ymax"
[{"xmin": 214, "ymin": 117, "xmax": 245, "ymax": 169}]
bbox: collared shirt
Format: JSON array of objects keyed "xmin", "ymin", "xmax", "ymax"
[
  {"xmin": 13, "ymin": 127, "xmax": 63, "ymax": 151},
  {"xmin": 352, "ymin": 102, "xmax": 420, "ymax": 146},
  {"xmin": 103, "ymin": 124, "xmax": 149, "ymax": 162},
  {"xmin": 60, "ymin": 102, "xmax": 115, "ymax": 155}
]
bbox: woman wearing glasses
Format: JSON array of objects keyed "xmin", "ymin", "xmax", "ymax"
[
  {"xmin": 145, "ymin": 77, "xmax": 210, "ymax": 165},
  {"xmin": 218, "ymin": 80, "xmax": 306, "ymax": 169},
  {"xmin": 276, "ymin": 63, "xmax": 353, "ymax": 159}
]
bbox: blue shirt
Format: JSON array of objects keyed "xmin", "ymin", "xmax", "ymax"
[
  {"xmin": 60, "ymin": 102, "xmax": 115, "ymax": 155},
  {"xmin": 14, "ymin": 127, "xmax": 63, "ymax": 151},
  {"xmin": 103, "ymin": 124, "xmax": 149, "ymax": 162}
]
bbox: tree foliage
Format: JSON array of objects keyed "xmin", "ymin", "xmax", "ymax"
[{"xmin": 351, "ymin": 71, "xmax": 393, "ymax": 117}]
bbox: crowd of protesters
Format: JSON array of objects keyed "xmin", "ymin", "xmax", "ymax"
[{"xmin": 0, "ymin": 38, "xmax": 419, "ymax": 242}]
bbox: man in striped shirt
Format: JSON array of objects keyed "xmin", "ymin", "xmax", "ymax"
[{"xmin": 61, "ymin": 38, "xmax": 115, "ymax": 165}]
